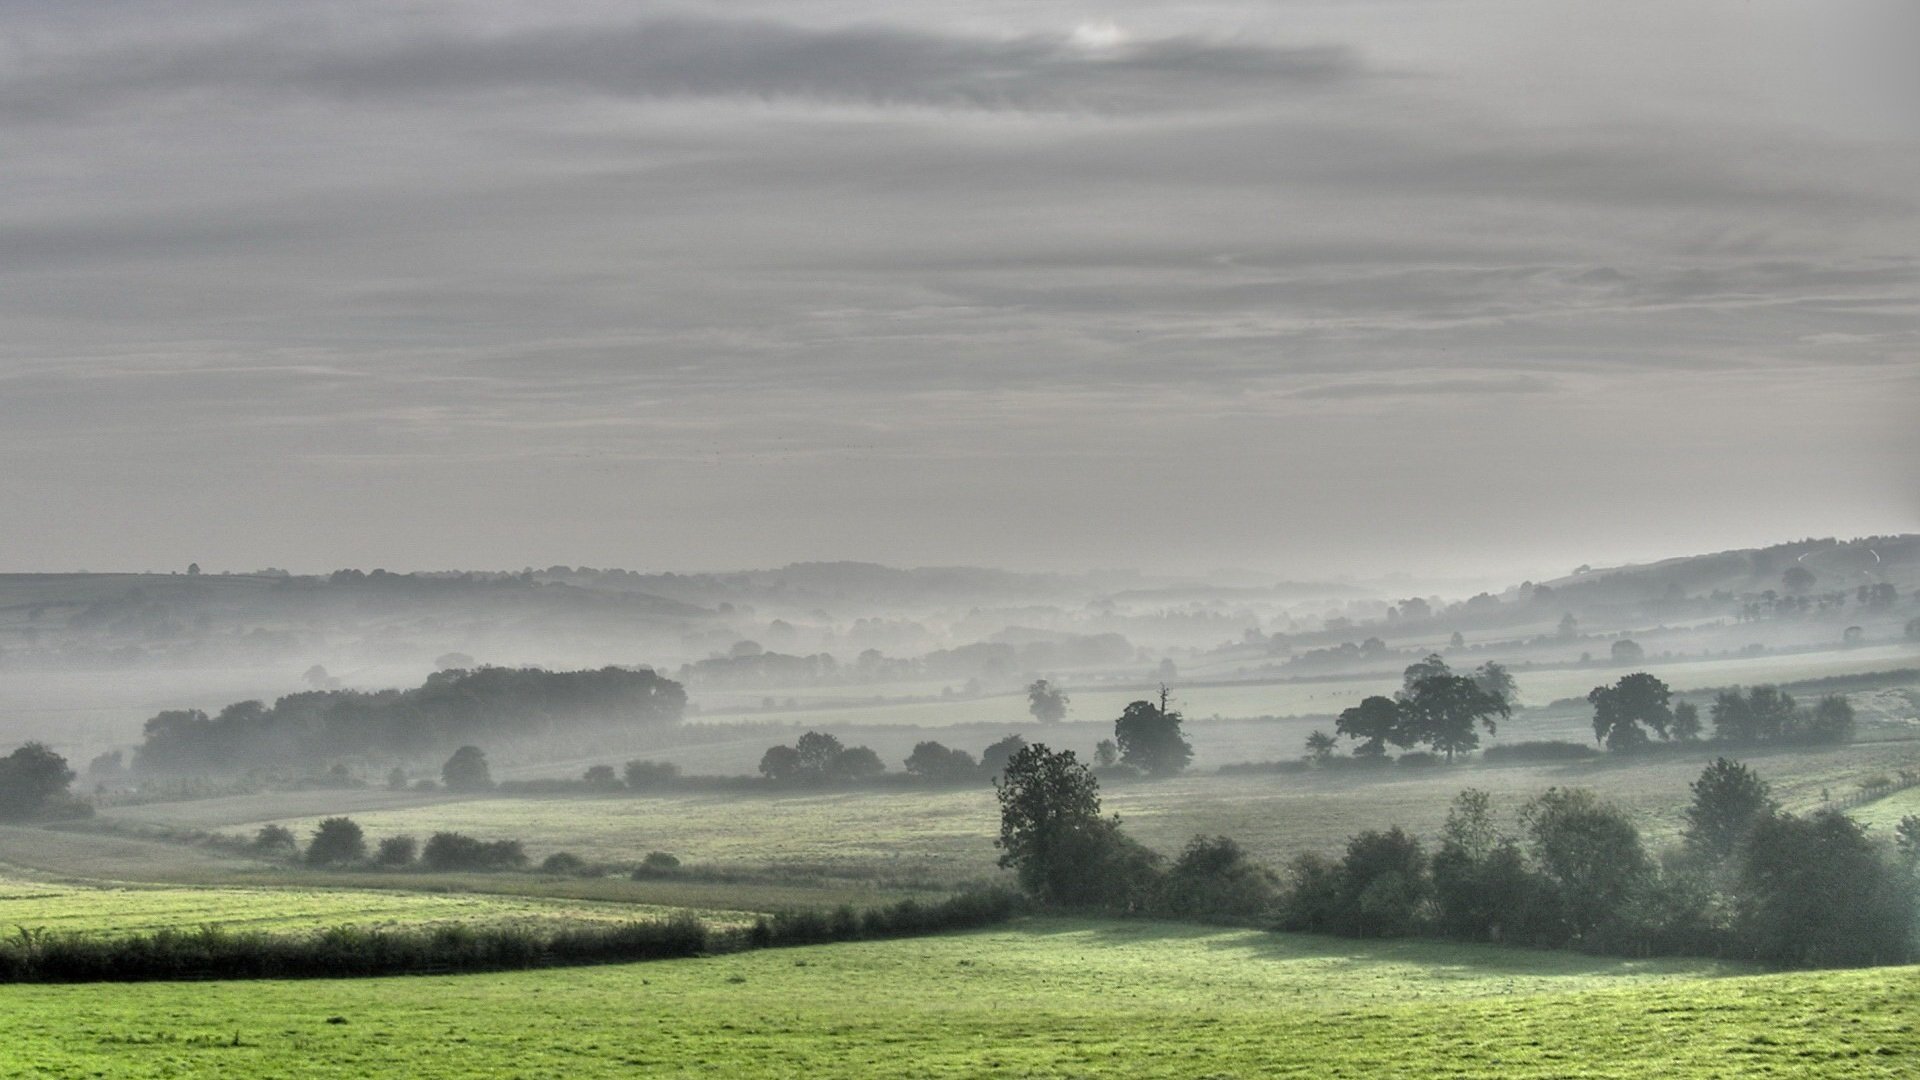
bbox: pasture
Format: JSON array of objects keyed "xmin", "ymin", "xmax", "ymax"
[
  {"xmin": 0, "ymin": 873, "xmax": 754, "ymax": 939},
  {"xmin": 4, "ymin": 919, "xmax": 1914, "ymax": 1078},
  {"xmin": 102, "ymin": 735, "xmax": 1920, "ymax": 888}
]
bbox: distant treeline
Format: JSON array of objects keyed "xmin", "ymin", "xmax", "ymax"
[
  {"xmin": 0, "ymin": 887, "xmax": 1019, "ymax": 983},
  {"xmin": 678, "ymin": 634, "xmax": 1134, "ymax": 690},
  {"xmin": 134, "ymin": 666, "xmax": 685, "ymax": 776}
]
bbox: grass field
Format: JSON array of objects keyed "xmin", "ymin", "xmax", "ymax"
[
  {"xmin": 0, "ymin": 872, "xmax": 756, "ymax": 938},
  {"xmin": 100, "ymin": 736, "xmax": 1920, "ymax": 887},
  {"xmin": 4, "ymin": 919, "xmax": 1914, "ymax": 1078}
]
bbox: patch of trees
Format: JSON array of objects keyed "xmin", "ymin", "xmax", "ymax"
[
  {"xmin": 993, "ymin": 744, "xmax": 1275, "ymax": 921},
  {"xmin": 1710, "ymin": 686, "xmax": 1854, "ymax": 745},
  {"xmin": 1276, "ymin": 761, "xmax": 1916, "ymax": 967},
  {"xmin": 1112, "ymin": 689, "xmax": 1193, "ymax": 777},
  {"xmin": 0, "ymin": 743, "xmax": 89, "ymax": 821},
  {"xmin": 1323, "ymin": 656, "xmax": 1510, "ymax": 761},
  {"xmin": 259, "ymin": 817, "xmax": 529, "ymax": 873},
  {"xmin": 134, "ymin": 666, "xmax": 686, "ymax": 776},
  {"xmin": 757, "ymin": 731, "xmax": 886, "ymax": 785}
]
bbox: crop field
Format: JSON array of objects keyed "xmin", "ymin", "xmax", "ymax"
[
  {"xmin": 105, "ymin": 737, "xmax": 1920, "ymax": 886},
  {"xmin": 0, "ymin": 873, "xmax": 753, "ymax": 938},
  {"xmin": 4, "ymin": 919, "xmax": 1914, "ymax": 1078}
]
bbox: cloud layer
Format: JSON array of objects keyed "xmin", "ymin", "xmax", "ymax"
[{"xmin": 1, "ymin": 1, "xmax": 1914, "ymax": 576}]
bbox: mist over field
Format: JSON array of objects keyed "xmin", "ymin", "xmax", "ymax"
[{"xmin": 2, "ymin": 2, "xmax": 1917, "ymax": 1077}]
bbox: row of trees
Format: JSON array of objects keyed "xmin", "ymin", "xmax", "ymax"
[
  {"xmin": 264, "ymin": 817, "xmax": 530, "ymax": 872},
  {"xmin": 1323, "ymin": 656, "xmax": 1512, "ymax": 760},
  {"xmin": 996, "ymin": 742, "xmax": 1918, "ymax": 967},
  {"xmin": 1587, "ymin": 676, "xmax": 1853, "ymax": 750},
  {"xmin": 135, "ymin": 666, "xmax": 686, "ymax": 776},
  {"xmin": 1279, "ymin": 761, "xmax": 1917, "ymax": 966}
]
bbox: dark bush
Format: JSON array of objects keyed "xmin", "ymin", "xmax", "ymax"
[
  {"xmin": 1155, "ymin": 835, "xmax": 1278, "ymax": 921},
  {"xmin": 305, "ymin": 817, "xmax": 365, "ymax": 867},
  {"xmin": 421, "ymin": 832, "xmax": 528, "ymax": 871},
  {"xmin": 1482, "ymin": 741, "xmax": 1600, "ymax": 764},
  {"xmin": 374, "ymin": 835, "xmax": 417, "ymax": 867}
]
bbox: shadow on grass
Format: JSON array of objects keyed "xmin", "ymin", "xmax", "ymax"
[{"xmin": 999, "ymin": 916, "xmax": 1752, "ymax": 982}]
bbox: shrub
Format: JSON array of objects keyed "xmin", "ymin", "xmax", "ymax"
[
  {"xmin": 441, "ymin": 746, "xmax": 493, "ymax": 792},
  {"xmin": 305, "ymin": 817, "xmax": 366, "ymax": 867},
  {"xmin": 252, "ymin": 824, "xmax": 298, "ymax": 855},
  {"xmin": 1482, "ymin": 741, "xmax": 1600, "ymax": 764},
  {"xmin": 540, "ymin": 852, "xmax": 587, "ymax": 875},
  {"xmin": 642, "ymin": 851, "xmax": 681, "ymax": 871},
  {"xmin": 1155, "ymin": 835, "xmax": 1278, "ymax": 921},
  {"xmin": 421, "ymin": 832, "xmax": 527, "ymax": 872},
  {"xmin": 582, "ymin": 765, "xmax": 621, "ymax": 791},
  {"xmin": 374, "ymin": 835, "xmax": 418, "ymax": 867},
  {"xmin": 623, "ymin": 759, "xmax": 681, "ymax": 789}
]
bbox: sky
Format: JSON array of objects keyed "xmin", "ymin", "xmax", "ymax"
[{"xmin": 2, "ymin": 1, "xmax": 1916, "ymax": 582}]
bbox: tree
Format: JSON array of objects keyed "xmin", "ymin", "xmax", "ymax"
[
  {"xmin": 995, "ymin": 744, "xmax": 1153, "ymax": 906},
  {"xmin": 440, "ymin": 745, "xmax": 492, "ymax": 792},
  {"xmin": 624, "ymin": 759, "xmax": 681, "ymax": 788},
  {"xmin": 1711, "ymin": 686, "xmax": 1798, "ymax": 744},
  {"xmin": 1338, "ymin": 827, "xmax": 1430, "ymax": 937},
  {"xmin": 422, "ymin": 831, "xmax": 527, "ymax": 871},
  {"xmin": 1610, "ymin": 639, "xmax": 1644, "ymax": 664},
  {"xmin": 1804, "ymin": 695, "xmax": 1855, "ymax": 743},
  {"xmin": 583, "ymin": 764, "xmax": 621, "ymax": 790},
  {"xmin": 1449, "ymin": 631, "xmax": 1466, "ymax": 650},
  {"xmin": 1399, "ymin": 673, "xmax": 1508, "ymax": 760},
  {"xmin": 375, "ymin": 835, "xmax": 418, "ymax": 867},
  {"xmin": 793, "ymin": 731, "xmax": 844, "ymax": 774},
  {"xmin": 1670, "ymin": 700, "xmax": 1702, "ymax": 742},
  {"xmin": 252, "ymin": 824, "xmax": 297, "ymax": 854},
  {"xmin": 1683, "ymin": 758, "xmax": 1776, "ymax": 863},
  {"xmin": 758, "ymin": 744, "xmax": 804, "ymax": 782},
  {"xmin": 1431, "ymin": 789, "xmax": 1540, "ymax": 942},
  {"xmin": 1303, "ymin": 730, "xmax": 1338, "ymax": 764},
  {"xmin": 386, "ymin": 767, "xmax": 408, "ymax": 791},
  {"xmin": 1113, "ymin": 695, "xmax": 1193, "ymax": 777},
  {"xmin": 1093, "ymin": 739, "xmax": 1119, "ymax": 769},
  {"xmin": 827, "ymin": 745, "xmax": 885, "ymax": 782},
  {"xmin": 306, "ymin": 817, "xmax": 366, "ymax": 866},
  {"xmin": 1557, "ymin": 612, "xmax": 1579, "ymax": 640},
  {"xmin": 1156, "ymin": 835, "xmax": 1277, "ymax": 920},
  {"xmin": 1401, "ymin": 653, "xmax": 1451, "ymax": 693},
  {"xmin": 904, "ymin": 741, "xmax": 978, "ymax": 781},
  {"xmin": 1522, "ymin": 788, "xmax": 1649, "ymax": 939},
  {"xmin": 1335, "ymin": 696, "xmax": 1405, "ymax": 756},
  {"xmin": 979, "ymin": 734, "xmax": 1028, "ymax": 779},
  {"xmin": 1026, "ymin": 679, "xmax": 1069, "ymax": 723},
  {"xmin": 1781, "ymin": 566, "xmax": 1815, "ymax": 594},
  {"xmin": 1470, "ymin": 662, "xmax": 1516, "ymax": 708},
  {"xmin": 1587, "ymin": 673, "xmax": 1675, "ymax": 751},
  {"xmin": 1736, "ymin": 809, "xmax": 1910, "ymax": 966},
  {"xmin": 1906, "ymin": 616, "xmax": 1920, "ymax": 641},
  {"xmin": 186, "ymin": 562, "xmax": 201, "ymax": 576},
  {"xmin": 0, "ymin": 743, "xmax": 76, "ymax": 820}
]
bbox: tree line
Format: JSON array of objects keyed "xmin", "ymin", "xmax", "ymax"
[
  {"xmin": 133, "ymin": 665, "xmax": 686, "ymax": 776},
  {"xmin": 995, "ymin": 743, "xmax": 1920, "ymax": 967}
]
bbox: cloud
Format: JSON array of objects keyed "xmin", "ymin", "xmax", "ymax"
[{"xmin": 1, "ymin": 14, "xmax": 1357, "ymax": 121}]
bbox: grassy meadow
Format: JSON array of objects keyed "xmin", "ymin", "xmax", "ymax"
[
  {"xmin": 4, "ymin": 919, "xmax": 1915, "ymax": 1078},
  {"xmin": 97, "ymin": 733, "xmax": 1920, "ymax": 888}
]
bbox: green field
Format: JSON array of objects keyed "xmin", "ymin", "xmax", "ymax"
[
  {"xmin": 3, "ymin": 919, "xmax": 1913, "ymax": 1078},
  {"xmin": 101, "ymin": 737, "xmax": 1920, "ymax": 888},
  {"xmin": 0, "ymin": 873, "xmax": 755, "ymax": 938}
]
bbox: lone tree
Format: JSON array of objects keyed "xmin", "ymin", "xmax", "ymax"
[
  {"xmin": 1027, "ymin": 679, "xmax": 1069, "ymax": 723},
  {"xmin": 793, "ymin": 731, "xmax": 844, "ymax": 774},
  {"xmin": 0, "ymin": 743, "xmax": 76, "ymax": 820},
  {"xmin": 1610, "ymin": 639, "xmax": 1644, "ymax": 664},
  {"xmin": 441, "ymin": 745, "xmax": 493, "ymax": 792},
  {"xmin": 1587, "ymin": 672, "xmax": 1676, "ymax": 751},
  {"xmin": 758, "ymin": 744, "xmax": 804, "ymax": 782},
  {"xmin": 1114, "ymin": 688, "xmax": 1193, "ymax": 777},
  {"xmin": 1303, "ymin": 730, "xmax": 1338, "ymax": 764},
  {"xmin": 1336, "ymin": 696, "xmax": 1405, "ymax": 757},
  {"xmin": 904, "ymin": 741, "xmax": 977, "ymax": 782},
  {"xmin": 995, "ymin": 744, "xmax": 1149, "ymax": 906},
  {"xmin": 1398, "ymin": 664, "xmax": 1508, "ymax": 761},
  {"xmin": 306, "ymin": 817, "xmax": 366, "ymax": 866},
  {"xmin": 1683, "ymin": 758, "xmax": 1776, "ymax": 863}
]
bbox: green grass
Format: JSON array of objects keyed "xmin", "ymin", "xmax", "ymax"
[
  {"xmin": 3, "ymin": 919, "xmax": 1913, "ymax": 1078},
  {"xmin": 0, "ymin": 873, "xmax": 756, "ymax": 938}
]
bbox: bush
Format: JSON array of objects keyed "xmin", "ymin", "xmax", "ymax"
[
  {"xmin": 744, "ymin": 887, "xmax": 1021, "ymax": 951},
  {"xmin": 582, "ymin": 765, "xmax": 621, "ymax": 791},
  {"xmin": 252, "ymin": 824, "xmax": 298, "ymax": 855},
  {"xmin": 421, "ymin": 832, "xmax": 528, "ymax": 872},
  {"xmin": 1482, "ymin": 741, "xmax": 1600, "ymax": 764},
  {"xmin": 305, "ymin": 817, "xmax": 365, "ymax": 867},
  {"xmin": 1155, "ymin": 836, "xmax": 1278, "ymax": 921},
  {"xmin": 623, "ymin": 759, "xmax": 681, "ymax": 789},
  {"xmin": 374, "ymin": 835, "xmax": 418, "ymax": 867},
  {"xmin": 540, "ymin": 852, "xmax": 587, "ymax": 875},
  {"xmin": 642, "ymin": 851, "xmax": 680, "ymax": 871},
  {"xmin": 1396, "ymin": 752, "xmax": 1445, "ymax": 768}
]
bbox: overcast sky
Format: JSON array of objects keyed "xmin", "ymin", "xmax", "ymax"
[{"xmin": 3, "ymin": 1, "xmax": 1915, "ymax": 581}]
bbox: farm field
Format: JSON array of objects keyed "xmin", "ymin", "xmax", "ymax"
[
  {"xmin": 104, "ymin": 737, "xmax": 1920, "ymax": 886},
  {"xmin": 6, "ymin": 919, "xmax": 1915, "ymax": 1079},
  {"xmin": 0, "ymin": 873, "xmax": 753, "ymax": 938}
]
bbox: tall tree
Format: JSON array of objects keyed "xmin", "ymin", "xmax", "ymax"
[
  {"xmin": 1335, "ymin": 696, "xmax": 1405, "ymax": 757},
  {"xmin": 1683, "ymin": 758, "xmax": 1776, "ymax": 863},
  {"xmin": 995, "ymin": 744, "xmax": 1144, "ymax": 906},
  {"xmin": 0, "ymin": 743, "xmax": 75, "ymax": 820},
  {"xmin": 1587, "ymin": 672, "xmax": 1675, "ymax": 751},
  {"xmin": 1522, "ymin": 788, "xmax": 1649, "ymax": 939},
  {"xmin": 1114, "ymin": 691, "xmax": 1193, "ymax": 776},
  {"xmin": 1399, "ymin": 674, "xmax": 1508, "ymax": 760},
  {"xmin": 440, "ymin": 745, "xmax": 493, "ymax": 792},
  {"xmin": 1026, "ymin": 679, "xmax": 1069, "ymax": 723}
]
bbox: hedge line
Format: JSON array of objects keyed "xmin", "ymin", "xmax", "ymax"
[{"xmin": 0, "ymin": 887, "xmax": 1020, "ymax": 984}]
